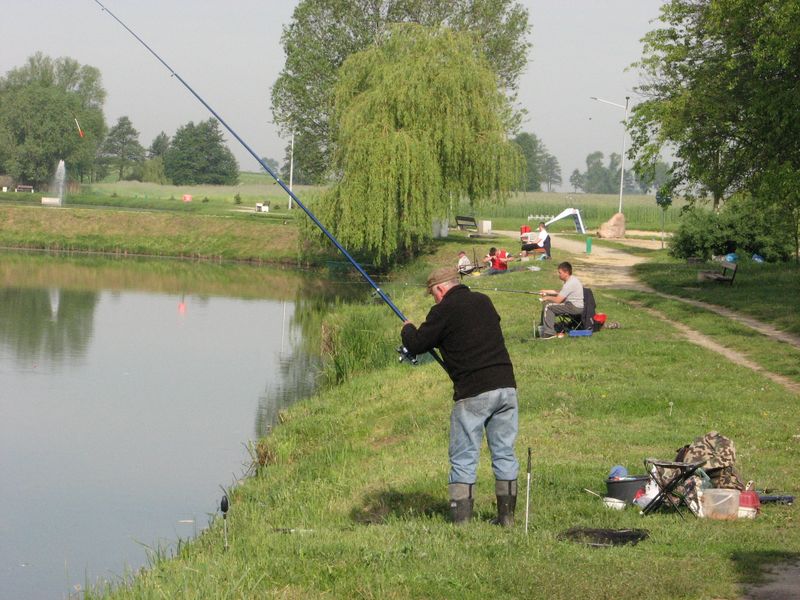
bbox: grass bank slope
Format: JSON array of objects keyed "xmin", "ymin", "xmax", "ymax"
[
  {"xmin": 0, "ymin": 206, "xmax": 298, "ymax": 263},
  {"xmin": 94, "ymin": 261, "xmax": 800, "ymax": 599}
]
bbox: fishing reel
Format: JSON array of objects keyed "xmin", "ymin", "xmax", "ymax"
[{"xmin": 396, "ymin": 345, "xmax": 419, "ymax": 366}]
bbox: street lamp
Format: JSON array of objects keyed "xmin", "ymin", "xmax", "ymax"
[
  {"xmin": 288, "ymin": 132, "xmax": 295, "ymax": 209},
  {"xmin": 590, "ymin": 95, "xmax": 630, "ymax": 214}
]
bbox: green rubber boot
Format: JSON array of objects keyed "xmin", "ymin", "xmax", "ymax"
[
  {"xmin": 448, "ymin": 483, "xmax": 474, "ymax": 525},
  {"xmin": 493, "ymin": 479, "xmax": 517, "ymax": 527}
]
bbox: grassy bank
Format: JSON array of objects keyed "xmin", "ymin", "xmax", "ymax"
[
  {"xmin": 0, "ymin": 205, "xmax": 300, "ymax": 263},
  {"xmin": 88, "ymin": 239, "xmax": 800, "ymax": 599}
]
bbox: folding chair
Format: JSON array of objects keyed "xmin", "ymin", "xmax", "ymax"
[
  {"xmin": 554, "ymin": 288, "xmax": 597, "ymax": 333},
  {"xmin": 641, "ymin": 458, "xmax": 706, "ymax": 519}
]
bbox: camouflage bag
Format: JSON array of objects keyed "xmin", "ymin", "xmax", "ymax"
[{"xmin": 674, "ymin": 431, "xmax": 744, "ymax": 490}]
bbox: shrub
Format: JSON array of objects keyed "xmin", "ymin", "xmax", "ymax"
[
  {"xmin": 671, "ymin": 197, "xmax": 795, "ymax": 262},
  {"xmin": 669, "ymin": 208, "xmax": 729, "ymax": 260}
]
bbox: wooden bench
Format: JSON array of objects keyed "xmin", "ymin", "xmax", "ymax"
[
  {"xmin": 698, "ymin": 260, "xmax": 738, "ymax": 285},
  {"xmin": 15, "ymin": 184, "xmax": 34, "ymax": 193},
  {"xmin": 455, "ymin": 215, "xmax": 478, "ymax": 231}
]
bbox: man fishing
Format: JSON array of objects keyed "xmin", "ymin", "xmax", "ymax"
[{"xmin": 400, "ymin": 267, "xmax": 519, "ymax": 526}]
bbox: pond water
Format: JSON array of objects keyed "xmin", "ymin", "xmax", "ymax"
[{"xmin": 0, "ymin": 253, "xmax": 335, "ymax": 598}]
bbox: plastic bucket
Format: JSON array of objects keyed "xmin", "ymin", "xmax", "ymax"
[
  {"xmin": 605, "ymin": 476, "xmax": 649, "ymax": 504},
  {"xmin": 521, "ymin": 225, "xmax": 531, "ymax": 234}
]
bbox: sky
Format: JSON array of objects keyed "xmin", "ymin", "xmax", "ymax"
[{"xmin": 1, "ymin": 0, "xmax": 666, "ymax": 189}]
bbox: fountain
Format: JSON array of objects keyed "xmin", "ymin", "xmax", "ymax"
[{"xmin": 41, "ymin": 159, "xmax": 66, "ymax": 206}]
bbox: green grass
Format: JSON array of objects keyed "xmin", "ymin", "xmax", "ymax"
[
  {"xmin": 634, "ymin": 259, "xmax": 800, "ymax": 336},
  {"xmin": 87, "ymin": 240, "xmax": 800, "ymax": 599},
  {"xmin": 609, "ymin": 289, "xmax": 800, "ymax": 383}
]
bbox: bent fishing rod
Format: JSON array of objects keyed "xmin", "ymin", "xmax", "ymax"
[{"xmin": 92, "ymin": 0, "xmax": 443, "ymax": 369}]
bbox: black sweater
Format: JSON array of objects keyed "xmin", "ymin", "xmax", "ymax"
[{"xmin": 401, "ymin": 285, "xmax": 516, "ymax": 401}]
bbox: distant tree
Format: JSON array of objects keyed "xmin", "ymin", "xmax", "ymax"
[
  {"xmin": 569, "ymin": 168, "xmax": 584, "ymax": 193},
  {"xmin": 164, "ymin": 119, "xmax": 239, "ymax": 185},
  {"xmin": 634, "ymin": 160, "xmax": 671, "ymax": 194},
  {"xmin": 314, "ymin": 25, "xmax": 522, "ymax": 266},
  {"xmin": 280, "ymin": 136, "xmax": 322, "ymax": 185},
  {"xmin": 100, "ymin": 116, "xmax": 145, "ymax": 181},
  {"xmin": 512, "ymin": 132, "xmax": 544, "ymax": 191},
  {"xmin": 148, "ymin": 132, "xmax": 170, "ymax": 159},
  {"xmin": 0, "ymin": 53, "xmax": 106, "ymax": 184},
  {"xmin": 542, "ymin": 153, "xmax": 562, "ymax": 192},
  {"xmin": 260, "ymin": 157, "xmax": 280, "ymax": 173},
  {"xmin": 141, "ymin": 157, "xmax": 169, "ymax": 184},
  {"xmin": 272, "ymin": 0, "xmax": 531, "ymax": 183},
  {"xmin": 574, "ymin": 151, "xmax": 634, "ymax": 195}
]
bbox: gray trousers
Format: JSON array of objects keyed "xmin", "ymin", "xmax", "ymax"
[{"xmin": 541, "ymin": 302, "xmax": 582, "ymax": 336}]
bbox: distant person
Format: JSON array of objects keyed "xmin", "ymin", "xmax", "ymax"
[
  {"xmin": 400, "ymin": 266, "xmax": 519, "ymax": 526},
  {"xmin": 521, "ymin": 222, "xmax": 550, "ymax": 257},
  {"xmin": 484, "ymin": 247, "xmax": 511, "ymax": 275},
  {"xmin": 538, "ymin": 261, "xmax": 584, "ymax": 339},
  {"xmin": 457, "ymin": 250, "xmax": 477, "ymax": 276}
]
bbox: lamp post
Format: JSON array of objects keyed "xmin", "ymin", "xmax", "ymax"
[
  {"xmin": 288, "ymin": 132, "xmax": 295, "ymax": 209},
  {"xmin": 590, "ymin": 95, "xmax": 630, "ymax": 214}
]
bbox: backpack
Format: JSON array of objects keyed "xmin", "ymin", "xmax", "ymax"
[{"xmin": 675, "ymin": 431, "xmax": 744, "ymax": 490}]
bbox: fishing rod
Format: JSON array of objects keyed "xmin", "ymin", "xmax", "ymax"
[
  {"xmin": 92, "ymin": 0, "xmax": 444, "ymax": 369},
  {"xmin": 469, "ymin": 287, "xmax": 544, "ymax": 296}
]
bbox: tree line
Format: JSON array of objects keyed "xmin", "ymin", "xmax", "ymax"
[
  {"xmin": 567, "ymin": 152, "xmax": 670, "ymax": 195},
  {"xmin": 0, "ymin": 53, "xmax": 243, "ymax": 186}
]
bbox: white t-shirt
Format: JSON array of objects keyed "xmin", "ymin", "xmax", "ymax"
[
  {"xmin": 458, "ymin": 255, "xmax": 472, "ymax": 270},
  {"xmin": 537, "ymin": 229, "xmax": 549, "ymax": 245}
]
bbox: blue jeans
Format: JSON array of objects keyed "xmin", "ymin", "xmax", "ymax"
[{"xmin": 448, "ymin": 387, "xmax": 519, "ymax": 484}]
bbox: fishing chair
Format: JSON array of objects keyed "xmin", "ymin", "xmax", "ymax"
[
  {"xmin": 554, "ymin": 288, "xmax": 596, "ymax": 333},
  {"xmin": 641, "ymin": 458, "xmax": 706, "ymax": 520}
]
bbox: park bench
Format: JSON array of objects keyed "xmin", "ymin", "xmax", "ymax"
[
  {"xmin": 15, "ymin": 184, "xmax": 34, "ymax": 193},
  {"xmin": 455, "ymin": 215, "xmax": 478, "ymax": 231},
  {"xmin": 698, "ymin": 260, "xmax": 738, "ymax": 285}
]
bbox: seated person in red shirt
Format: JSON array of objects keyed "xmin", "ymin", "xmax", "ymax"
[{"xmin": 484, "ymin": 247, "xmax": 511, "ymax": 275}]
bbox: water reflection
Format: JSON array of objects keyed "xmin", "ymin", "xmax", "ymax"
[{"xmin": 0, "ymin": 287, "xmax": 98, "ymax": 365}]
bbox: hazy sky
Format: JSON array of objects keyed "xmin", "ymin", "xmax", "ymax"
[{"xmin": 1, "ymin": 0, "xmax": 665, "ymax": 188}]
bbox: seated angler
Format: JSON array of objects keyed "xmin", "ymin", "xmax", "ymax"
[
  {"xmin": 520, "ymin": 221, "xmax": 550, "ymax": 257},
  {"xmin": 457, "ymin": 250, "xmax": 477, "ymax": 275},
  {"xmin": 484, "ymin": 247, "xmax": 511, "ymax": 275},
  {"xmin": 538, "ymin": 261, "xmax": 584, "ymax": 339}
]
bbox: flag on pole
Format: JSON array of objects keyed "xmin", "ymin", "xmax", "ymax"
[{"xmin": 74, "ymin": 117, "xmax": 85, "ymax": 138}]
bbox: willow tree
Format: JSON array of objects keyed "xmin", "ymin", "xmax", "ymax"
[{"xmin": 313, "ymin": 25, "xmax": 522, "ymax": 266}]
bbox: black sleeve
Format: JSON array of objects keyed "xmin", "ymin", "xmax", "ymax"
[{"xmin": 401, "ymin": 304, "xmax": 447, "ymax": 355}]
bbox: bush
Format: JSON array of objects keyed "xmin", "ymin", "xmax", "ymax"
[
  {"xmin": 669, "ymin": 208, "xmax": 729, "ymax": 260},
  {"xmin": 670, "ymin": 197, "xmax": 795, "ymax": 262}
]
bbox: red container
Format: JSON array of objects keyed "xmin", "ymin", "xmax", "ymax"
[
  {"xmin": 738, "ymin": 490, "xmax": 760, "ymax": 519},
  {"xmin": 739, "ymin": 490, "xmax": 760, "ymax": 509},
  {"xmin": 520, "ymin": 225, "xmax": 531, "ymax": 234}
]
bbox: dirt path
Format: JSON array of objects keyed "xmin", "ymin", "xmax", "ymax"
[{"xmin": 498, "ymin": 230, "xmax": 651, "ymax": 290}]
